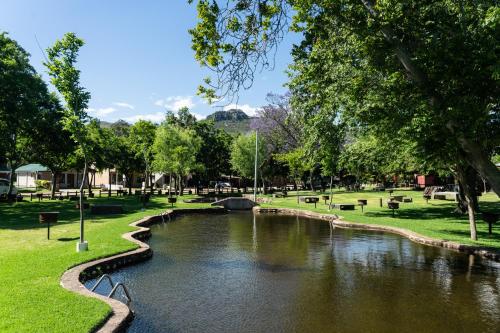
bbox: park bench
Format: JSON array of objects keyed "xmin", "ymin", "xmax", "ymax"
[
  {"xmin": 330, "ymin": 203, "xmax": 356, "ymax": 210},
  {"xmin": 304, "ymin": 196, "xmax": 319, "ymax": 208},
  {"xmin": 390, "ymin": 195, "xmax": 405, "ymax": 202}
]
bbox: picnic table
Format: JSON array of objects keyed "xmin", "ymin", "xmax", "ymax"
[{"xmin": 330, "ymin": 203, "xmax": 356, "ymax": 210}]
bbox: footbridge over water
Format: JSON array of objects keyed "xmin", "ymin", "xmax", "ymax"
[{"xmin": 210, "ymin": 197, "xmax": 258, "ymax": 210}]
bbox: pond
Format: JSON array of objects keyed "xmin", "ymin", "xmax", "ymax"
[{"xmin": 87, "ymin": 212, "xmax": 500, "ymax": 333}]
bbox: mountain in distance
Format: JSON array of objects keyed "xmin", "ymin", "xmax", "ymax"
[
  {"xmin": 206, "ymin": 109, "xmax": 255, "ymax": 134},
  {"xmin": 97, "ymin": 109, "xmax": 255, "ymax": 135}
]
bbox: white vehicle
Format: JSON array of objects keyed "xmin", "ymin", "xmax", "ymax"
[
  {"xmin": 0, "ymin": 178, "xmax": 18, "ymax": 196},
  {"xmin": 216, "ymin": 181, "xmax": 231, "ymax": 189},
  {"xmin": 101, "ymin": 184, "xmax": 124, "ymax": 191}
]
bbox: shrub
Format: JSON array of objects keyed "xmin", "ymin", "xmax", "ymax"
[{"xmin": 35, "ymin": 180, "xmax": 51, "ymax": 190}]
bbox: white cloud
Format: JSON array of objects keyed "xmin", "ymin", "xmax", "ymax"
[
  {"xmin": 224, "ymin": 103, "xmax": 259, "ymax": 117},
  {"xmin": 154, "ymin": 96, "xmax": 195, "ymax": 111},
  {"xmin": 113, "ymin": 102, "xmax": 135, "ymax": 110},
  {"xmin": 192, "ymin": 113, "xmax": 206, "ymax": 120},
  {"xmin": 124, "ymin": 112, "xmax": 165, "ymax": 123},
  {"xmin": 86, "ymin": 107, "xmax": 117, "ymax": 116}
]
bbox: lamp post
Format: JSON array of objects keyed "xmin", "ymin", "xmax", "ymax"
[{"xmin": 253, "ymin": 130, "xmax": 258, "ymax": 202}]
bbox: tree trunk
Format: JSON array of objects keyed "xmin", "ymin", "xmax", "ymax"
[
  {"xmin": 108, "ymin": 170, "xmax": 112, "ymax": 197},
  {"xmin": 7, "ymin": 164, "xmax": 17, "ymax": 196},
  {"xmin": 50, "ymin": 171, "xmax": 58, "ymax": 199},
  {"xmin": 169, "ymin": 172, "xmax": 172, "ymax": 197},
  {"xmin": 456, "ymin": 163, "xmax": 478, "ymax": 241},
  {"xmin": 179, "ymin": 174, "xmax": 184, "ymax": 196},
  {"xmin": 173, "ymin": 174, "xmax": 177, "ymax": 195},
  {"xmin": 144, "ymin": 170, "xmax": 149, "ymax": 194},
  {"xmin": 150, "ymin": 173, "xmax": 154, "ymax": 193},
  {"xmin": 261, "ymin": 175, "xmax": 266, "ymax": 195},
  {"xmin": 87, "ymin": 170, "xmax": 93, "ymax": 195},
  {"xmin": 309, "ymin": 172, "xmax": 314, "ymax": 192},
  {"xmin": 329, "ymin": 175, "xmax": 334, "ymax": 207},
  {"xmin": 128, "ymin": 173, "xmax": 133, "ymax": 195},
  {"xmin": 449, "ymin": 129, "xmax": 500, "ymax": 197}
]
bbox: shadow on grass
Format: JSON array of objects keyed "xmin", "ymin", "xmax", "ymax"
[
  {"xmin": 363, "ymin": 205, "xmax": 462, "ymax": 221},
  {"xmin": 0, "ymin": 195, "xmax": 172, "ymax": 230},
  {"xmin": 438, "ymin": 228, "xmax": 498, "ymax": 241},
  {"xmin": 57, "ymin": 237, "xmax": 79, "ymax": 242}
]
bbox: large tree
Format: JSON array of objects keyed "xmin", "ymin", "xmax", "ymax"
[
  {"xmin": 230, "ymin": 132, "xmax": 267, "ymax": 189},
  {"xmin": 30, "ymin": 93, "xmax": 76, "ymax": 198},
  {"xmin": 0, "ymin": 32, "xmax": 48, "ymax": 195},
  {"xmin": 189, "ymin": 0, "xmax": 499, "ymax": 240},
  {"xmin": 153, "ymin": 123, "xmax": 202, "ymax": 196},
  {"xmin": 189, "ymin": 0, "xmax": 499, "ymax": 189},
  {"xmin": 129, "ymin": 120, "xmax": 157, "ymax": 192},
  {"xmin": 108, "ymin": 120, "xmax": 143, "ymax": 194},
  {"xmin": 166, "ymin": 107, "xmax": 233, "ymax": 187},
  {"xmin": 45, "ymin": 32, "xmax": 91, "ymax": 251}
]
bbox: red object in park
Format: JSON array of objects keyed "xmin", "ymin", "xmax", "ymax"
[{"xmin": 416, "ymin": 175, "xmax": 435, "ymax": 188}]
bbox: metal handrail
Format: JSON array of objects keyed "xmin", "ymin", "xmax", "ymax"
[
  {"xmin": 90, "ymin": 274, "xmax": 132, "ymax": 305},
  {"xmin": 108, "ymin": 283, "xmax": 132, "ymax": 306},
  {"xmin": 160, "ymin": 211, "xmax": 171, "ymax": 223},
  {"xmin": 90, "ymin": 274, "xmax": 114, "ymax": 292}
]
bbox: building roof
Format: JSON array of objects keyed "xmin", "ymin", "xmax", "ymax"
[{"xmin": 15, "ymin": 163, "xmax": 49, "ymax": 173}]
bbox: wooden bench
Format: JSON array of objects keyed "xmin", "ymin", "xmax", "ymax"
[
  {"xmin": 390, "ymin": 195, "xmax": 405, "ymax": 202},
  {"xmin": 90, "ymin": 205, "xmax": 123, "ymax": 215},
  {"xmin": 331, "ymin": 204, "xmax": 356, "ymax": 210}
]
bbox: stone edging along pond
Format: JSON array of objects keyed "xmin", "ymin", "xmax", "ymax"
[
  {"xmin": 60, "ymin": 206, "xmax": 500, "ymax": 333},
  {"xmin": 253, "ymin": 207, "xmax": 500, "ymax": 262},
  {"xmin": 59, "ymin": 208, "xmax": 226, "ymax": 333}
]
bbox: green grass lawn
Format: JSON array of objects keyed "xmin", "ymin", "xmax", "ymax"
[
  {"xmin": 0, "ymin": 189, "xmax": 499, "ymax": 332},
  {"xmin": 260, "ymin": 188, "xmax": 500, "ymax": 249},
  {"xmin": 0, "ymin": 195, "xmax": 211, "ymax": 333}
]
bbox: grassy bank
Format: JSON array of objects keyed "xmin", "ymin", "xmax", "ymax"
[
  {"xmin": 0, "ymin": 195, "xmax": 211, "ymax": 333},
  {"xmin": 260, "ymin": 188, "xmax": 500, "ymax": 249},
  {"xmin": 1, "ymin": 189, "xmax": 499, "ymax": 332}
]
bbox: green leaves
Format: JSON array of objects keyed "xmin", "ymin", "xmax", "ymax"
[
  {"xmin": 189, "ymin": 0, "xmax": 291, "ymax": 100},
  {"xmin": 153, "ymin": 123, "xmax": 202, "ymax": 176},
  {"xmin": 44, "ymin": 33, "xmax": 90, "ymax": 146},
  {"xmin": 230, "ymin": 132, "xmax": 266, "ymax": 179}
]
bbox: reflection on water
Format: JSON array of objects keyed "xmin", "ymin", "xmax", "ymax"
[{"xmin": 86, "ymin": 212, "xmax": 500, "ymax": 333}]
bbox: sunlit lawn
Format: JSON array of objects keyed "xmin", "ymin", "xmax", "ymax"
[
  {"xmin": 0, "ymin": 194, "xmax": 211, "ymax": 333},
  {"xmin": 260, "ymin": 188, "xmax": 500, "ymax": 249},
  {"xmin": 1, "ymin": 188, "xmax": 499, "ymax": 332}
]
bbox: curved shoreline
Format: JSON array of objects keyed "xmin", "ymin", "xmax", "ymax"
[
  {"xmin": 253, "ymin": 207, "xmax": 500, "ymax": 262},
  {"xmin": 60, "ymin": 205, "xmax": 499, "ymax": 333},
  {"xmin": 60, "ymin": 208, "xmax": 226, "ymax": 333}
]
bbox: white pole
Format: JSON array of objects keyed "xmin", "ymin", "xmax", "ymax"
[{"xmin": 253, "ymin": 130, "xmax": 258, "ymax": 202}]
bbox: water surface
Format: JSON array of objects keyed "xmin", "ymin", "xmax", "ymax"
[{"xmin": 87, "ymin": 212, "xmax": 500, "ymax": 333}]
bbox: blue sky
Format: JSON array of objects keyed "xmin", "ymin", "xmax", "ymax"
[{"xmin": 0, "ymin": 0, "xmax": 300, "ymax": 122}]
